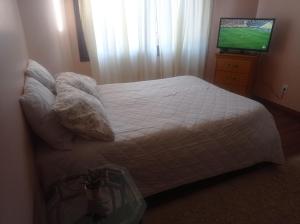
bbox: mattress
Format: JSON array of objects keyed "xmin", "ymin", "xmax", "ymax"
[{"xmin": 36, "ymin": 75, "xmax": 284, "ymax": 197}]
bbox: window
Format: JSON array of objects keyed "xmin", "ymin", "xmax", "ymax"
[{"xmin": 75, "ymin": 0, "xmax": 212, "ymax": 83}]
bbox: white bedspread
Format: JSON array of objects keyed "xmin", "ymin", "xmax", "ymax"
[{"xmin": 36, "ymin": 76, "xmax": 284, "ymax": 197}]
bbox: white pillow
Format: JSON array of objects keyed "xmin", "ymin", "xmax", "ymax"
[
  {"xmin": 54, "ymin": 82, "xmax": 114, "ymax": 141},
  {"xmin": 25, "ymin": 60, "xmax": 56, "ymax": 94},
  {"xmin": 56, "ymin": 72, "xmax": 100, "ymax": 100},
  {"xmin": 20, "ymin": 77, "xmax": 74, "ymax": 150}
]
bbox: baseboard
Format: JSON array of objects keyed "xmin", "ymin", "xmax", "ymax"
[{"xmin": 254, "ymin": 96, "xmax": 300, "ymax": 119}]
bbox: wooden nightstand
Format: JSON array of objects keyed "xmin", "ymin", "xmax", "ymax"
[{"xmin": 214, "ymin": 53, "xmax": 259, "ymax": 97}]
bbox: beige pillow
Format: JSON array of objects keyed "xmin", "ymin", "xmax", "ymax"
[
  {"xmin": 20, "ymin": 77, "xmax": 74, "ymax": 150},
  {"xmin": 54, "ymin": 83, "xmax": 114, "ymax": 141},
  {"xmin": 56, "ymin": 72, "xmax": 101, "ymax": 100},
  {"xmin": 25, "ymin": 60, "xmax": 56, "ymax": 94}
]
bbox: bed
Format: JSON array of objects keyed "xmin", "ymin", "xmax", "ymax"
[{"xmin": 36, "ymin": 75, "xmax": 284, "ymax": 198}]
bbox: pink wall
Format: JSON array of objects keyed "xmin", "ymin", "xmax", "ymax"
[
  {"xmin": 254, "ymin": 0, "xmax": 300, "ymax": 112},
  {"xmin": 18, "ymin": 0, "xmax": 74, "ymax": 74},
  {"xmin": 0, "ymin": 0, "xmax": 34, "ymax": 223},
  {"xmin": 14, "ymin": 0, "xmax": 300, "ymax": 111},
  {"xmin": 205, "ymin": 0, "xmax": 259, "ymax": 81},
  {"xmin": 17, "ymin": 0, "xmax": 92, "ymax": 76},
  {"xmin": 16, "ymin": 0, "xmax": 262, "ymax": 82},
  {"xmin": 205, "ymin": 0, "xmax": 300, "ymax": 112}
]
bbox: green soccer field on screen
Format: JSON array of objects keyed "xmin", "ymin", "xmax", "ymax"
[{"xmin": 218, "ymin": 19, "xmax": 274, "ymax": 51}]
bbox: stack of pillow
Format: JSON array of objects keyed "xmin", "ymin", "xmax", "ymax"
[{"xmin": 20, "ymin": 60, "xmax": 114, "ymax": 150}]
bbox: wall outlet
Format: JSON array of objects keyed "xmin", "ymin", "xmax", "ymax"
[{"xmin": 281, "ymin": 84, "xmax": 288, "ymax": 97}]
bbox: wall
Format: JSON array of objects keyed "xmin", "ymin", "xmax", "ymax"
[
  {"xmin": 205, "ymin": 0, "xmax": 259, "ymax": 81},
  {"xmin": 17, "ymin": 0, "xmax": 91, "ymax": 76},
  {"xmin": 14, "ymin": 0, "xmax": 300, "ymax": 111},
  {"xmin": 15, "ymin": 0, "xmax": 264, "ymax": 83},
  {"xmin": 205, "ymin": 0, "xmax": 300, "ymax": 112},
  {"xmin": 0, "ymin": 0, "xmax": 34, "ymax": 223},
  {"xmin": 18, "ymin": 0, "xmax": 74, "ymax": 74},
  {"xmin": 254, "ymin": 0, "xmax": 300, "ymax": 112},
  {"xmin": 65, "ymin": 0, "xmax": 260, "ymax": 80}
]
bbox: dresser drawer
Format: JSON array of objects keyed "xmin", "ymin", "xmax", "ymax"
[
  {"xmin": 214, "ymin": 53, "xmax": 259, "ymax": 97},
  {"xmin": 215, "ymin": 81, "xmax": 248, "ymax": 96},
  {"xmin": 216, "ymin": 58, "xmax": 252, "ymax": 74},
  {"xmin": 215, "ymin": 71, "xmax": 249, "ymax": 87}
]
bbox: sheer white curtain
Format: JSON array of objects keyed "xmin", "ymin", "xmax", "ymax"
[{"xmin": 79, "ymin": 0, "xmax": 212, "ymax": 84}]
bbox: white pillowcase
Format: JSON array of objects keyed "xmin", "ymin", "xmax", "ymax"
[
  {"xmin": 25, "ymin": 60, "xmax": 56, "ymax": 94},
  {"xmin": 20, "ymin": 77, "xmax": 74, "ymax": 150},
  {"xmin": 56, "ymin": 72, "xmax": 101, "ymax": 100},
  {"xmin": 54, "ymin": 82, "xmax": 114, "ymax": 141}
]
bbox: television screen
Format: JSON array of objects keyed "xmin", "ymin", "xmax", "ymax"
[{"xmin": 217, "ymin": 18, "xmax": 275, "ymax": 52}]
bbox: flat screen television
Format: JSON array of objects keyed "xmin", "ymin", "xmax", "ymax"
[{"xmin": 217, "ymin": 18, "xmax": 275, "ymax": 52}]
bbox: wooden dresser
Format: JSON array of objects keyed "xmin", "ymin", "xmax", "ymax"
[{"xmin": 214, "ymin": 53, "xmax": 259, "ymax": 97}]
